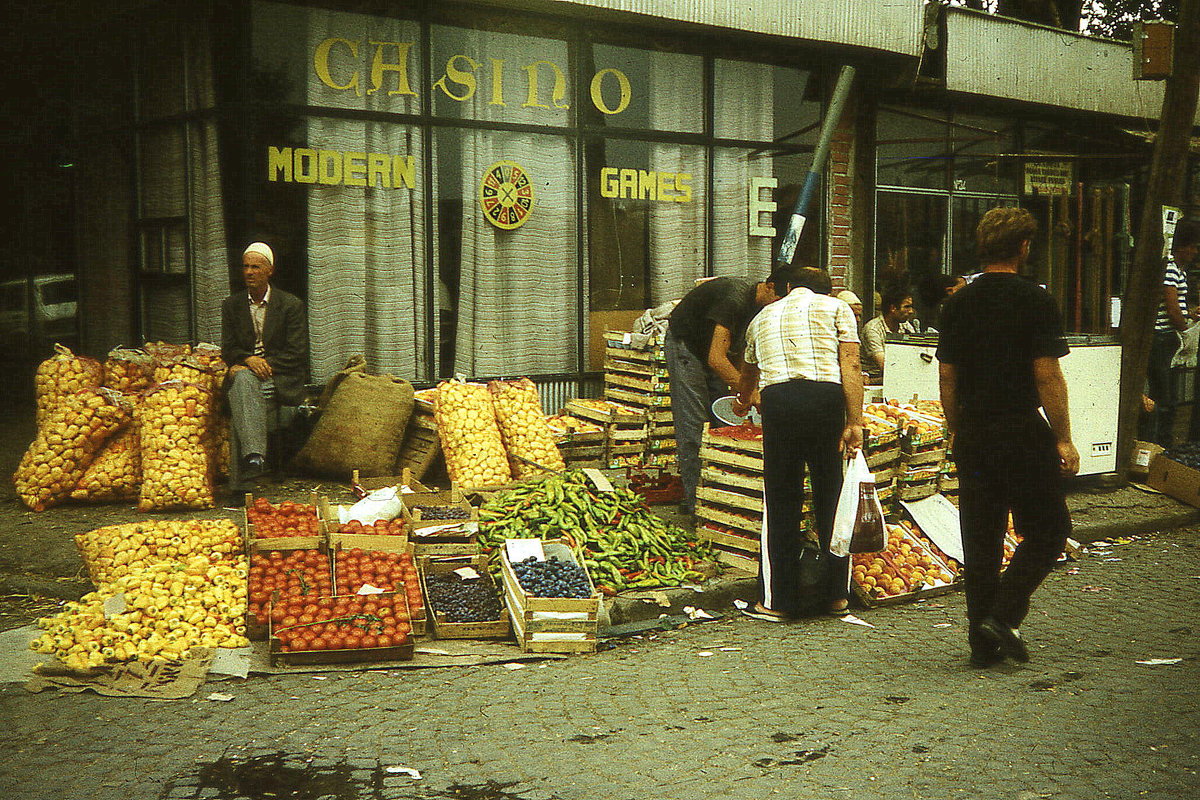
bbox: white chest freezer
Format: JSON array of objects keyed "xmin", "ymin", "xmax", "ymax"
[{"xmin": 883, "ymin": 335, "xmax": 1121, "ymax": 476}]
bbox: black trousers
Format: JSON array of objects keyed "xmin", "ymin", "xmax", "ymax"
[
  {"xmin": 955, "ymin": 414, "xmax": 1071, "ymax": 648},
  {"xmin": 759, "ymin": 379, "xmax": 848, "ymax": 616},
  {"xmin": 1146, "ymin": 329, "xmax": 1179, "ymax": 447}
]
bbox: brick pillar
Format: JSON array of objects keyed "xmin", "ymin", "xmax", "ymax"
[{"xmin": 826, "ymin": 114, "xmax": 855, "ymax": 292}]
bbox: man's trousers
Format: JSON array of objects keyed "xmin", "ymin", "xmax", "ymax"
[
  {"xmin": 954, "ymin": 413, "xmax": 1071, "ymax": 647},
  {"xmin": 758, "ymin": 379, "xmax": 848, "ymax": 616}
]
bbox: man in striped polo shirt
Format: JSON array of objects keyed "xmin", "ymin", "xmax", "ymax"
[
  {"xmin": 1148, "ymin": 223, "xmax": 1199, "ymax": 447},
  {"xmin": 735, "ymin": 266, "xmax": 864, "ymax": 620}
]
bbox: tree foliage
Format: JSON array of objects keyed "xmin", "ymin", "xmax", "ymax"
[{"xmin": 949, "ymin": 0, "xmax": 1180, "ymax": 37}]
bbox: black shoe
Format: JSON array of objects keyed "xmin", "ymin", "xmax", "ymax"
[
  {"xmin": 969, "ymin": 645, "xmax": 1004, "ymax": 668},
  {"xmin": 978, "ymin": 618, "xmax": 1030, "ymax": 663},
  {"xmin": 242, "ymin": 453, "xmax": 266, "ymax": 477}
]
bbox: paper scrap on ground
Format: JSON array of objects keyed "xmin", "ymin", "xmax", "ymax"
[
  {"xmin": 839, "ymin": 614, "xmax": 875, "ymax": 628},
  {"xmin": 933, "ymin": 622, "xmax": 953, "ymax": 628},
  {"xmin": 696, "ymin": 651, "xmax": 714, "ymax": 657},
  {"xmin": 385, "ymin": 766, "xmax": 422, "ymax": 779},
  {"xmin": 684, "ymin": 606, "xmax": 715, "ymax": 620},
  {"xmin": 503, "ymin": 662, "xmax": 526, "ymax": 670},
  {"xmin": 1135, "ymin": 658, "xmax": 1183, "ymax": 666},
  {"xmin": 732, "ymin": 599, "xmax": 749, "ymax": 610},
  {"xmin": 209, "ymin": 646, "xmax": 252, "ymax": 679},
  {"xmin": 718, "ymin": 647, "xmax": 742, "ymax": 652},
  {"xmin": 206, "ymin": 692, "xmax": 235, "ymax": 702}
]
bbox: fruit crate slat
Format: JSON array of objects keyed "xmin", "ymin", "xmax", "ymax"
[
  {"xmin": 701, "ymin": 466, "xmax": 764, "ymax": 494},
  {"xmin": 698, "ymin": 524, "xmax": 761, "ymax": 554},
  {"xmin": 699, "ymin": 445, "xmax": 763, "ymax": 475},
  {"xmin": 696, "ymin": 485, "xmax": 763, "ymax": 513},
  {"xmin": 711, "ymin": 547, "xmax": 758, "ymax": 574},
  {"xmin": 702, "ymin": 429, "xmax": 764, "ymax": 455},
  {"xmin": 695, "ymin": 503, "xmax": 760, "ymax": 535},
  {"xmin": 563, "ymin": 399, "xmax": 646, "ymax": 425},
  {"xmin": 605, "ymin": 372, "xmax": 670, "ymax": 395},
  {"xmin": 604, "ymin": 387, "xmax": 671, "ymax": 408},
  {"xmin": 604, "ymin": 357, "xmax": 669, "ymax": 378}
]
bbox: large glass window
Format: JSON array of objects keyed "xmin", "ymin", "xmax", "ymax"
[
  {"xmin": 586, "ymin": 138, "xmax": 707, "ymax": 311},
  {"xmin": 432, "ymin": 25, "xmax": 571, "ymax": 127},
  {"xmin": 712, "ymin": 149, "xmax": 814, "ymax": 278},
  {"xmin": 435, "ymin": 128, "xmax": 577, "ymax": 377},
  {"xmin": 586, "ymin": 46, "xmax": 702, "ymax": 132},
  {"xmin": 254, "ymin": 2, "xmax": 422, "ymax": 115},
  {"xmin": 877, "ymin": 108, "xmax": 949, "ymax": 190},
  {"xmin": 951, "ymin": 114, "xmax": 1018, "ymax": 195},
  {"xmin": 875, "ymin": 191, "xmax": 947, "ymax": 319},
  {"xmin": 714, "ymin": 60, "xmax": 819, "ymax": 143}
]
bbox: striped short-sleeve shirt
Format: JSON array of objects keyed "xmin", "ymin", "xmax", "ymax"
[{"xmin": 1156, "ymin": 260, "xmax": 1188, "ymax": 332}]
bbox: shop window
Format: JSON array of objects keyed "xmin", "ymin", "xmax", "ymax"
[
  {"xmin": 875, "ymin": 191, "xmax": 947, "ymax": 323},
  {"xmin": 877, "ymin": 108, "xmax": 949, "ymax": 190},
  {"xmin": 713, "ymin": 60, "xmax": 819, "ymax": 144},
  {"xmin": 432, "ymin": 25, "xmax": 570, "ymax": 128},
  {"xmin": 435, "ymin": 128, "xmax": 577, "ymax": 378},
  {"xmin": 712, "ymin": 149, "xmax": 815, "ymax": 278},
  {"xmin": 584, "ymin": 45, "xmax": 702, "ymax": 133},
  {"xmin": 586, "ymin": 138, "xmax": 706, "ymax": 312},
  {"xmin": 253, "ymin": 2, "xmax": 422, "ymax": 115},
  {"xmin": 951, "ymin": 114, "xmax": 1018, "ymax": 195}
]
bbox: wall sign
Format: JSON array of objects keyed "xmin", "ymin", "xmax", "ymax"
[
  {"xmin": 1023, "ymin": 160, "xmax": 1073, "ymax": 196},
  {"xmin": 598, "ymin": 167, "xmax": 692, "ymax": 203},
  {"xmin": 267, "ymin": 146, "xmax": 415, "ymax": 189},
  {"xmin": 480, "ymin": 160, "xmax": 535, "ymax": 230}
]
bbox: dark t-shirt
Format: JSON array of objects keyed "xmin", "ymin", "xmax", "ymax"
[
  {"xmin": 935, "ymin": 272, "xmax": 1069, "ymax": 422},
  {"xmin": 668, "ymin": 277, "xmax": 758, "ymax": 360}
]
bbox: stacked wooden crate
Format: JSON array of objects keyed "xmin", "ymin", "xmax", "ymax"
[
  {"xmin": 546, "ymin": 413, "xmax": 607, "ymax": 469},
  {"xmin": 395, "ymin": 389, "xmax": 441, "ymax": 480},
  {"xmin": 694, "ymin": 425, "xmax": 764, "ymax": 574},
  {"xmin": 602, "ymin": 331, "xmax": 677, "ymax": 466},
  {"xmin": 562, "ymin": 398, "xmax": 649, "ymax": 469}
]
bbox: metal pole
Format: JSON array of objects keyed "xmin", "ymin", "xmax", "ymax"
[{"xmin": 776, "ymin": 64, "xmax": 857, "ymax": 267}]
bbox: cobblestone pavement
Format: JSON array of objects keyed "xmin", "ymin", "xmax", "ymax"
[{"xmin": 2, "ymin": 528, "xmax": 1197, "ymax": 800}]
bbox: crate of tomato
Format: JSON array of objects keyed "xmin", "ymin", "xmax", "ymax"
[
  {"xmin": 268, "ymin": 591, "xmax": 416, "ymax": 665},
  {"xmin": 332, "ymin": 545, "xmax": 427, "ymax": 639},
  {"xmin": 244, "ymin": 494, "xmax": 325, "ymax": 552},
  {"xmin": 246, "ymin": 546, "xmax": 333, "ymax": 641}
]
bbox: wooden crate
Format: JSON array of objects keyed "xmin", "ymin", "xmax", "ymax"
[
  {"xmin": 499, "ymin": 539, "xmax": 598, "ymax": 654},
  {"xmin": 329, "ymin": 540, "xmax": 427, "ymax": 639},
  {"xmin": 850, "ymin": 526, "xmax": 959, "ymax": 608},
  {"xmin": 420, "ymin": 556, "xmax": 511, "ymax": 640},
  {"xmin": 697, "ymin": 484, "xmax": 762, "ymax": 514},
  {"xmin": 243, "ymin": 491, "xmax": 326, "ymax": 554},
  {"xmin": 268, "ymin": 591, "xmax": 416, "ymax": 666},
  {"xmin": 317, "ymin": 494, "xmax": 409, "ymax": 553},
  {"xmin": 604, "ymin": 385, "xmax": 671, "ymax": 408},
  {"xmin": 245, "ymin": 540, "xmax": 332, "ymax": 641}
]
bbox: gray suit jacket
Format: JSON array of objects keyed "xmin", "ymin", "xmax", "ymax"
[{"xmin": 220, "ymin": 287, "xmax": 310, "ymax": 406}]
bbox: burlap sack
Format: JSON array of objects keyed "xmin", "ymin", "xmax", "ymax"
[{"xmin": 294, "ymin": 371, "xmax": 414, "ymax": 478}]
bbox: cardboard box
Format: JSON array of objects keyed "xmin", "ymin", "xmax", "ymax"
[
  {"xmin": 589, "ymin": 311, "xmax": 645, "ymax": 372},
  {"xmin": 1130, "ymin": 441, "xmax": 1165, "ymax": 482},
  {"xmin": 1146, "ymin": 452, "xmax": 1200, "ymax": 507}
]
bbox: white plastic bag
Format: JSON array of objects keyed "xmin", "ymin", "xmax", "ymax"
[
  {"xmin": 339, "ymin": 486, "xmax": 404, "ymax": 525},
  {"xmin": 1171, "ymin": 325, "xmax": 1197, "ymax": 369},
  {"xmin": 831, "ymin": 450, "xmax": 884, "ymax": 557}
]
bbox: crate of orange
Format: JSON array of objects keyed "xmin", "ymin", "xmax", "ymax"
[
  {"xmin": 268, "ymin": 591, "xmax": 415, "ymax": 666},
  {"xmin": 850, "ymin": 522, "xmax": 958, "ymax": 607}
]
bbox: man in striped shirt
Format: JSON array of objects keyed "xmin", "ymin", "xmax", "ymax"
[
  {"xmin": 1147, "ymin": 223, "xmax": 1199, "ymax": 446},
  {"xmin": 735, "ymin": 266, "xmax": 864, "ymax": 620}
]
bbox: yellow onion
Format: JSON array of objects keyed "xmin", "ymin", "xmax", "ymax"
[
  {"xmin": 433, "ymin": 381, "xmax": 512, "ymax": 487},
  {"xmin": 34, "ymin": 344, "xmax": 103, "ymax": 429}
]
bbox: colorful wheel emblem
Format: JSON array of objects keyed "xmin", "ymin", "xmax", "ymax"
[{"xmin": 480, "ymin": 160, "xmax": 535, "ymax": 230}]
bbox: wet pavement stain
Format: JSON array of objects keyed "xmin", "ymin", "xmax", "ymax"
[
  {"xmin": 566, "ymin": 732, "xmax": 612, "ymax": 744},
  {"xmin": 177, "ymin": 753, "xmax": 373, "ymax": 799}
]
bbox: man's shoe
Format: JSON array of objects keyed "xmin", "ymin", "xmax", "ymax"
[
  {"xmin": 739, "ymin": 603, "xmax": 789, "ymax": 623},
  {"xmin": 242, "ymin": 453, "xmax": 266, "ymax": 477},
  {"xmin": 978, "ymin": 618, "xmax": 1030, "ymax": 663},
  {"xmin": 969, "ymin": 645, "xmax": 1004, "ymax": 668}
]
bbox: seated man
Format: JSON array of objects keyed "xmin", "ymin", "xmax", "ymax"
[
  {"xmin": 861, "ymin": 285, "xmax": 918, "ymax": 381},
  {"xmin": 221, "ymin": 242, "xmax": 309, "ymax": 492}
]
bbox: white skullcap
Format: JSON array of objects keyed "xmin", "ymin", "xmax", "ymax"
[
  {"xmin": 836, "ymin": 290, "xmax": 861, "ymax": 305},
  {"xmin": 243, "ymin": 242, "xmax": 274, "ymax": 266}
]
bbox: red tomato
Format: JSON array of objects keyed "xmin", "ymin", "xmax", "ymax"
[{"xmin": 376, "ymin": 634, "xmax": 393, "ymax": 648}]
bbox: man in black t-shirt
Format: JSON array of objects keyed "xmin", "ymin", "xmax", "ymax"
[
  {"xmin": 666, "ymin": 276, "xmax": 779, "ymax": 514},
  {"xmin": 937, "ymin": 207, "xmax": 1078, "ymax": 668}
]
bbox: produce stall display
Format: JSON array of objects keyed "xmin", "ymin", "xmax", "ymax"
[
  {"xmin": 433, "ymin": 380, "xmax": 514, "ymax": 488},
  {"xmin": 489, "ymin": 377, "xmax": 566, "ymax": 478},
  {"xmin": 478, "ymin": 470, "xmax": 712, "ymax": 592},
  {"xmin": 850, "ymin": 522, "xmax": 958, "ymax": 607},
  {"xmin": 75, "ymin": 519, "xmax": 243, "ymax": 586}
]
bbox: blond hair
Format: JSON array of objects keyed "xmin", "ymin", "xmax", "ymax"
[{"xmin": 976, "ymin": 207, "xmax": 1036, "ymax": 263}]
